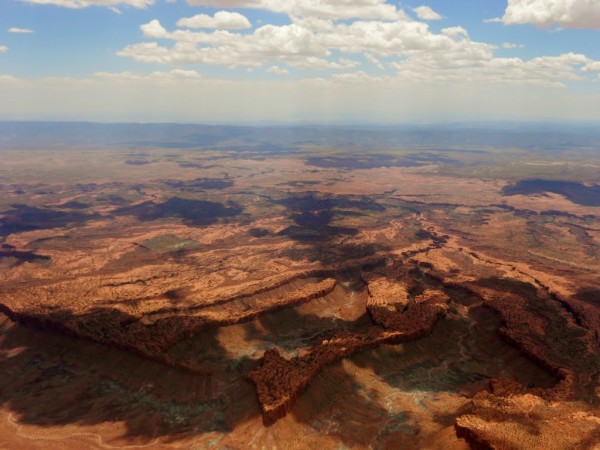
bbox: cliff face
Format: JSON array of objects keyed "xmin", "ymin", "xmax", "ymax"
[
  {"xmin": 249, "ymin": 278, "xmax": 449, "ymax": 426},
  {"xmin": 455, "ymin": 391, "xmax": 600, "ymax": 450},
  {"xmin": 0, "ymin": 276, "xmax": 337, "ymax": 373}
]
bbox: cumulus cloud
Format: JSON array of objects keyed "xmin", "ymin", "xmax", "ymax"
[
  {"xmin": 331, "ymin": 70, "xmax": 389, "ymax": 83},
  {"xmin": 19, "ymin": 0, "xmax": 154, "ymax": 9},
  {"xmin": 491, "ymin": 0, "xmax": 600, "ymax": 29},
  {"xmin": 117, "ymin": 10, "xmax": 600, "ymax": 90},
  {"xmin": 8, "ymin": 27, "xmax": 34, "ymax": 33},
  {"xmin": 582, "ymin": 61, "xmax": 600, "ymax": 73},
  {"xmin": 502, "ymin": 42, "xmax": 524, "ymax": 49},
  {"xmin": 266, "ymin": 65, "xmax": 289, "ymax": 75},
  {"xmin": 122, "ymin": 21, "xmax": 329, "ymax": 67},
  {"xmin": 0, "ymin": 46, "xmax": 8, "ymax": 53},
  {"xmin": 121, "ymin": 17, "xmax": 493, "ymax": 70},
  {"xmin": 413, "ymin": 6, "xmax": 442, "ymax": 21},
  {"xmin": 94, "ymin": 69, "xmax": 203, "ymax": 81},
  {"xmin": 4, "ymin": 70, "xmax": 600, "ymax": 123},
  {"xmin": 186, "ymin": 0, "xmax": 404, "ymax": 21},
  {"xmin": 177, "ymin": 11, "xmax": 251, "ymax": 29},
  {"xmin": 391, "ymin": 51, "xmax": 593, "ymax": 88},
  {"xmin": 140, "ymin": 19, "xmax": 169, "ymax": 38},
  {"xmin": 365, "ymin": 53, "xmax": 384, "ymax": 69},
  {"xmin": 293, "ymin": 57, "xmax": 360, "ymax": 70}
]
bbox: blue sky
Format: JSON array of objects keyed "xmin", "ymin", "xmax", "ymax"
[{"xmin": 1, "ymin": 0, "xmax": 600, "ymax": 123}]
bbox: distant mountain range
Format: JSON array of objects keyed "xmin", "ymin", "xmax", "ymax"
[{"xmin": 1, "ymin": 121, "xmax": 599, "ymax": 152}]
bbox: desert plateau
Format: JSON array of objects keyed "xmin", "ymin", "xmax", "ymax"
[{"xmin": 0, "ymin": 123, "xmax": 598, "ymax": 449}]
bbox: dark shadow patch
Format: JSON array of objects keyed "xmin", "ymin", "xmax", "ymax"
[
  {"xmin": 125, "ymin": 160, "xmax": 152, "ymax": 166},
  {"xmin": 276, "ymin": 180, "xmax": 321, "ymax": 187},
  {"xmin": 502, "ymin": 179, "xmax": 600, "ymax": 207},
  {"xmin": 352, "ymin": 304, "xmax": 557, "ymax": 396},
  {"xmin": 277, "ymin": 225, "xmax": 357, "ymax": 241},
  {"xmin": 274, "ymin": 194, "xmax": 383, "ymax": 242},
  {"xmin": 249, "ymin": 228, "xmax": 270, "ymax": 238},
  {"xmin": 74, "ymin": 183, "xmax": 98, "ymax": 193},
  {"xmin": 114, "ymin": 197, "xmax": 243, "ymax": 226},
  {"xmin": 165, "ymin": 178, "xmax": 233, "ymax": 190},
  {"xmin": 0, "ymin": 249, "xmax": 51, "ymax": 267},
  {"xmin": 96, "ymin": 194, "xmax": 127, "ymax": 205},
  {"xmin": 291, "ymin": 361, "xmax": 393, "ymax": 448},
  {"xmin": 278, "ymin": 209, "xmax": 358, "ymax": 241},
  {"xmin": 474, "ymin": 277, "xmax": 597, "ymax": 375},
  {"xmin": 0, "ymin": 204, "xmax": 99, "ymax": 236},
  {"xmin": 275, "ymin": 194, "xmax": 385, "ymax": 213},
  {"xmin": 164, "ymin": 288, "xmax": 187, "ymax": 302},
  {"xmin": 243, "ymin": 306, "xmax": 373, "ymax": 355},
  {"xmin": 177, "ymin": 162, "xmax": 216, "ymax": 169},
  {"xmin": 474, "ymin": 277, "xmax": 538, "ymax": 299},
  {"xmin": 272, "ymin": 193, "xmax": 390, "ymax": 268},
  {"xmin": 574, "ymin": 288, "xmax": 600, "ymax": 307},
  {"xmin": 57, "ymin": 200, "xmax": 90, "ymax": 209},
  {"xmin": 0, "ymin": 312, "xmax": 259, "ymax": 442},
  {"xmin": 283, "ymin": 242, "xmax": 386, "ymax": 265}
]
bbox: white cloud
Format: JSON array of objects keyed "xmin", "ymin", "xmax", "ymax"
[
  {"xmin": 0, "ymin": 46, "xmax": 8, "ymax": 53},
  {"xmin": 177, "ymin": 11, "xmax": 251, "ymax": 30},
  {"xmin": 140, "ymin": 19, "xmax": 170, "ymax": 38},
  {"xmin": 94, "ymin": 69, "xmax": 203, "ymax": 81},
  {"xmin": 292, "ymin": 56, "xmax": 360, "ymax": 70},
  {"xmin": 2, "ymin": 1, "xmax": 600, "ymax": 123},
  {"xmin": 331, "ymin": 70, "xmax": 388, "ymax": 83},
  {"xmin": 186, "ymin": 0, "xmax": 405, "ymax": 21},
  {"xmin": 365, "ymin": 53, "xmax": 384, "ymax": 69},
  {"xmin": 8, "ymin": 27, "xmax": 34, "ymax": 33},
  {"xmin": 441, "ymin": 26, "xmax": 469, "ymax": 38},
  {"xmin": 122, "ymin": 17, "xmax": 493, "ymax": 70},
  {"xmin": 502, "ymin": 42, "xmax": 524, "ymax": 49},
  {"xmin": 266, "ymin": 65, "xmax": 289, "ymax": 75},
  {"xmin": 19, "ymin": 0, "xmax": 154, "ymax": 9},
  {"xmin": 391, "ymin": 52, "xmax": 592, "ymax": 88},
  {"xmin": 121, "ymin": 21, "xmax": 329, "ymax": 67},
  {"xmin": 413, "ymin": 6, "xmax": 442, "ymax": 21},
  {"xmin": 491, "ymin": 0, "xmax": 600, "ymax": 29},
  {"xmin": 118, "ymin": 12, "xmax": 600, "ymax": 90},
  {"xmin": 4, "ymin": 70, "xmax": 600, "ymax": 123}
]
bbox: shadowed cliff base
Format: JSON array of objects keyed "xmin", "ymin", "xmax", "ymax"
[
  {"xmin": 502, "ymin": 179, "xmax": 600, "ymax": 206},
  {"xmin": 0, "ymin": 204, "xmax": 99, "ymax": 236},
  {"xmin": 0, "ymin": 314, "xmax": 260, "ymax": 444},
  {"xmin": 113, "ymin": 197, "xmax": 243, "ymax": 226}
]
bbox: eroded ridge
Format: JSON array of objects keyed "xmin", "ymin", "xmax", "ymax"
[
  {"xmin": 1, "ymin": 140, "xmax": 600, "ymax": 448},
  {"xmin": 249, "ymin": 262, "xmax": 449, "ymax": 425},
  {"xmin": 403, "ymin": 230, "xmax": 600, "ymax": 448},
  {"xmin": 0, "ymin": 275, "xmax": 337, "ymax": 372}
]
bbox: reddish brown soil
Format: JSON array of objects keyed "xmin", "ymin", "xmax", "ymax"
[{"xmin": 1, "ymin": 147, "xmax": 599, "ymax": 448}]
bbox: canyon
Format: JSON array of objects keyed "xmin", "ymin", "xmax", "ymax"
[{"xmin": 0, "ymin": 135, "xmax": 598, "ymax": 448}]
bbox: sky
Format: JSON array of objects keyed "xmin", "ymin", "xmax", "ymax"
[{"xmin": 1, "ymin": 0, "xmax": 600, "ymax": 123}]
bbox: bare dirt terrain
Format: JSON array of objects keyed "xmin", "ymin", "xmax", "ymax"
[{"xmin": 0, "ymin": 134, "xmax": 599, "ymax": 449}]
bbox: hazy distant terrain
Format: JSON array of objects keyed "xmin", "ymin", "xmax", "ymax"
[{"xmin": 2, "ymin": 121, "xmax": 600, "ymax": 154}]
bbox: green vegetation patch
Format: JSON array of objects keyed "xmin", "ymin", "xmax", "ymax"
[{"xmin": 141, "ymin": 234, "xmax": 201, "ymax": 252}]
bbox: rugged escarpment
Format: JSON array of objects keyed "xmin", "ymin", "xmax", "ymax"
[
  {"xmin": 249, "ymin": 269, "xmax": 449, "ymax": 425},
  {"xmin": 455, "ymin": 391, "xmax": 600, "ymax": 450},
  {"xmin": 2, "ymin": 133, "xmax": 600, "ymax": 449},
  {"xmin": 0, "ymin": 276, "xmax": 337, "ymax": 372},
  {"xmin": 405, "ymin": 237, "xmax": 600, "ymax": 448}
]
